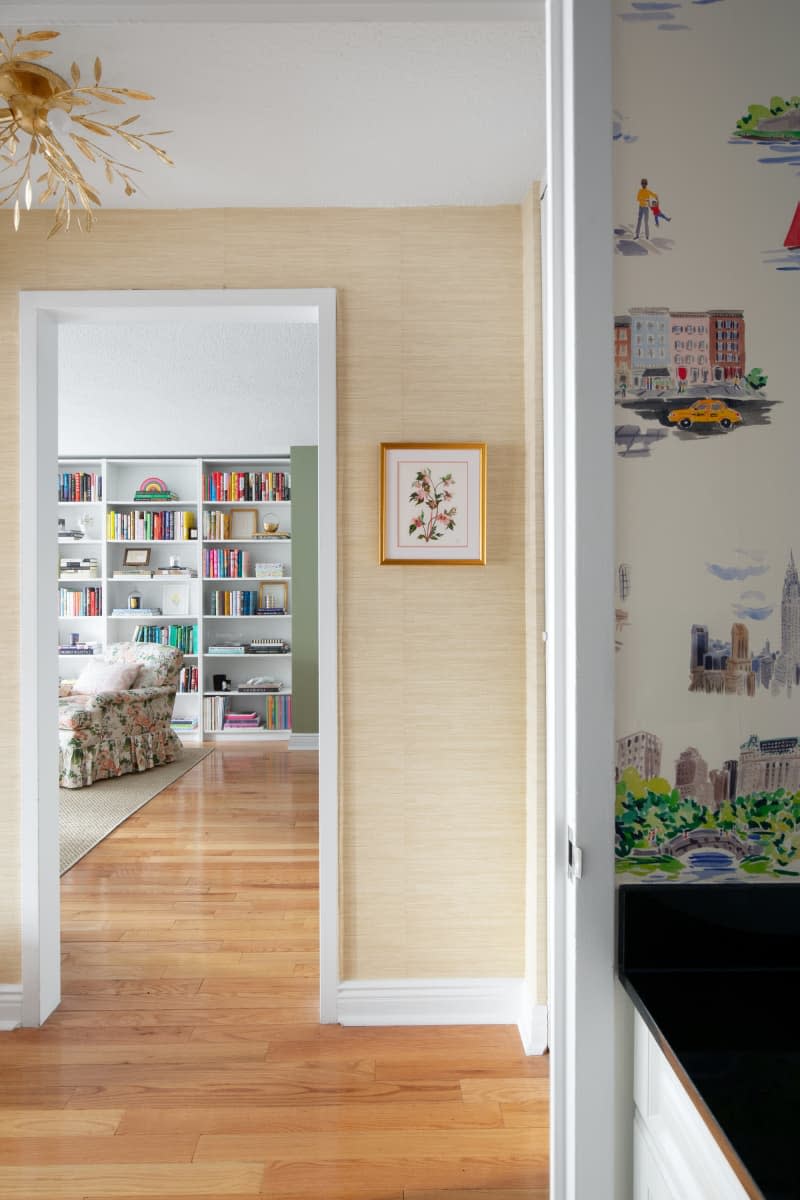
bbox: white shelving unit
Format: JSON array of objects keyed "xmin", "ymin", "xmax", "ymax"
[{"xmin": 58, "ymin": 456, "xmax": 293, "ymax": 740}]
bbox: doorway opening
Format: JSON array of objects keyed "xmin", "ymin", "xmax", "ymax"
[{"xmin": 20, "ymin": 288, "xmax": 338, "ymax": 1027}]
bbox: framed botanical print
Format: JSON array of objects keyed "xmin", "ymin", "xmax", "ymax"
[{"xmin": 379, "ymin": 443, "xmax": 487, "ymax": 565}]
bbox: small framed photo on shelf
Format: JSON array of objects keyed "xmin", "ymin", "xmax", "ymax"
[
  {"xmin": 379, "ymin": 442, "xmax": 487, "ymax": 566},
  {"xmin": 162, "ymin": 581, "xmax": 191, "ymax": 616},
  {"xmin": 229, "ymin": 508, "xmax": 258, "ymax": 539},
  {"xmin": 258, "ymin": 581, "xmax": 288, "ymax": 613},
  {"xmin": 123, "ymin": 547, "xmax": 151, "ymax": 567}
]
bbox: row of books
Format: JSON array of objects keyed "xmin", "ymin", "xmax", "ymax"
[
  {"xmin": 131, "ymin": 623, "xmax": 198, "ymax": 653},
  {"xmin": 204, "ymin": 696, "xmax": 232, "ymax": 731},
  {"xmin": 59, "ymin": 586, "xmax": 102, "ymax": 617},
  {"xmin": 107, "ymin": 510, "xmax": 196, "ymax": 542},
  {"xmin": 203, "ymin": 471, "xmax": 290, "ymax": 503},
  {"xmin": 202, "ymin": 511, "xmax": 235, "ymax": 541},
  {"xmin": 59, "ymin": 471, "xmax": 102, "ymax": 503},
  {"xmin": 177, "ymin": 665, "xmax": 199, "ymax": 693},
  {"xmin": 207, "ymin": 589, "xmax": 260, "ymax": 616},
  {"xmin": 265, "ymin": 693, "xmax": 292, "ymax": 730},
  {"xmin": 203, "ymin": 548, "xmax": 252, "ymax": 578}
]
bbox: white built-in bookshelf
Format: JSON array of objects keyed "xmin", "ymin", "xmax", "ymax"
[{"xmin": 58, "ymin": 457, "xmax": 293, "ymax": 740}]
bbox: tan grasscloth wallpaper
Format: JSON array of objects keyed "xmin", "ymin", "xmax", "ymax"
[{"xmin": 0, "ymin": 206, "xmax": 531, "ymax": 987}]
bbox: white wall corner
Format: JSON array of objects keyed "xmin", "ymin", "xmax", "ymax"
[
  {"xmin": 0, "ymin": 985, "xmax": 23, "ymax": 1032},
  {"xmin": 337, "ymin": 978, "xmax": 526, "ymax": 1027},
  {"xmin": 288, "ymin": 732, "xmax": 319, "ymax": 750},
  {"xmin": 518, "ymin": 996, "xmax": 549, "ymax": 1056}
]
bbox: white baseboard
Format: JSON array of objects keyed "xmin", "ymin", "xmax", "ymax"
[
  {"xmin": 518, "ymin": 1001, "xmax": 549, "ymax": 1055},
  {"xmin": 338, "ymin": 977, "xmax": 526, "ymax": 1028},
  {"xmin": 0, "ymin": 985, "xmax": 23, "ymax": 1032},
  {"xmin": 288, "ymin": 732, "xmax": 319, "ymax": 750}
]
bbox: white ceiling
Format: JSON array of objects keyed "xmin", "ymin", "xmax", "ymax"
[{"xmin": 0, "ymin": 3, "xmax": 544, "ymax": 208}]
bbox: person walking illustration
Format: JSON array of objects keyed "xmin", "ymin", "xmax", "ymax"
[{"xmin": 634, "ymin": 178, "xmax": 657, "ymax": 239}]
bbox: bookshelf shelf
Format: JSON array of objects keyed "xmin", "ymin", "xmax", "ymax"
[
  {"xmin": 58, "ymin": 455, "xmax": 293, "ymax": 741},
  {"xmin": 204, "ymin": 690, "xmax": 292, "ymax": 697},
  {"xmin": 204, "ymin": 614, "xmax": 290, "ymax": 620},
  {"xmin": 204, "ymin": 652, "xmax": 291, "ymax": 658},
  {"xmin": 201, "ymin": 500, "xmax": 291, "ymax": 507},
  {"xmin": 108, "ymin": 613, "xmax": 201, "ymax": 621}
]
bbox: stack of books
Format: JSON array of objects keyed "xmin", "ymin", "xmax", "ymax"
[
  {"xmin": 112, "ymin": 607, "xmax": 162, "ymax": 617},
  {"xmin": 58, "ymin": 641, "xmax": 99, "ymax": 656},
  {"xmin": 171, "ymin": 715, "xmax": 198, "ymax": 733},
  {"xmin": 254, "ymin": 562, "xmax": 284, "ymax": 579},
  {"xmin": 134, "ymin": 489, "xmax": 177, "ymax": 502},
  {"xmin": 60, "ymin": 556, "xmax": 99, "ymax": 579},
  {"xmin": 113, "ymin": 568, "xmax": 153, "ymax": 579},
  {"xmin": 207, "ymin": 643, "xmax": 246, "ymax": 655},
  {"xmin": 154, "ymin": 566, "xmax": 197, "ymax": 578},
  {"xmin": 247, "ymin": 638, "xmax": 290, "ymax": 654},
  {"xmin": 223, "ymin": 711, "xmax": 262, "ymax": 731},
  {"xmin": 239, "ymin": 678, "xmax": 281, "ymax": 693}
]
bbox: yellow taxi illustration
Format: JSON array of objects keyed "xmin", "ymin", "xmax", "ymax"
[{"xmin": 667, "ymin": 397, "xmax": 742, "ymax": 431}]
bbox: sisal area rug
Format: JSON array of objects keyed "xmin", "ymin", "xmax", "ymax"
[{"xmin": 59, "ymin": 746, "xmax": 213, "ymax": 874}]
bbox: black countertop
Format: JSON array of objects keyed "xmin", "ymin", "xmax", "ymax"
[{"xmin": 618, "ymin": 885, "xmax": 800, "ymax": 1200}]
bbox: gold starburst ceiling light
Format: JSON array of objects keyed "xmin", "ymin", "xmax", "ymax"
[{"xmin": 0, "ymin": 28, "xmax": 173, "ymax": 235}]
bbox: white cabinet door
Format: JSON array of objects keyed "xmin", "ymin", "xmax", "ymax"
[{"xmin": 633, "ymin": 1012, "xmax": 750, "ymax": 1200}]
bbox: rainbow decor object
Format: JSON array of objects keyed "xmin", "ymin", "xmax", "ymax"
[{"xmin": 134, "ymin": 476, "xmax": 178, "ymax": 501}]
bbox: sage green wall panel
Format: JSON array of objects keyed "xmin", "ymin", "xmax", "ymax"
[{"xmin": 290, "ymin": 446, "xmax": 319, "ymax": 734}]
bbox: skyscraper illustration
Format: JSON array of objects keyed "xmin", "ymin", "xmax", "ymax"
[{"xmin": 781, "ymin": 550, "xmax": 800, "ymax": 677}]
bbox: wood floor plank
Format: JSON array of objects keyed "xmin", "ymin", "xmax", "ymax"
[
  {"xmin": 0, "ymin": 1163, "xmax": 262, "ymax": 1196},
  {"xmin": 116, "ymin": 1100, "xmax": 505, "ymax": 1136},
  {"xmin": 2, "ymin": 744, "xmax": 547, "ymax": 1197},
  {"xmin": 0, "ymin": 1133, "xmax": 197, "ymax": 1165},
  {"xmin": 0, "ymin": 1110, "xmax": 123, "ymax": 1137}
]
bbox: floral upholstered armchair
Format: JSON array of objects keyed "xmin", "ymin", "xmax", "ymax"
[{"xmin": 58, "ymin": 642, "xmax": 184, "ymax": 789}]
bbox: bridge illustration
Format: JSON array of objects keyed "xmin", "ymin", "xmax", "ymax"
[{"xmin": 660, "ymin": 829, "xmax": 749, "ymax": 861}]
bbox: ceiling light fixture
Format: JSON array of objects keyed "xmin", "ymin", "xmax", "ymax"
[{"xmin": 0, "ymin": 28, "xmax": 173, "ymax": 236}]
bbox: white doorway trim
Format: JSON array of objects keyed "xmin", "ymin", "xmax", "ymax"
[
  {"xmin": 19, "ymin": 288, "xmax": 339, "ymax": 1027},
  {"xmin": 544, "ymin": 0, "xmax": 618, "ymax": 1197}
]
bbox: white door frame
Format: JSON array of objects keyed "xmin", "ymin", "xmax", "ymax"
[
  {"xmin": 19, "ymin": 288, "xmax": 339, "ymax": 1026},
  {"xmin": 544, "ymin": 1, "xmax": 618, "ymax": 1198}
]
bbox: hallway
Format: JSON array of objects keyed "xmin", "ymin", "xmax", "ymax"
[{"xmin": 0, "ymin": 745, "xmax": 547, "ymax": 1198}]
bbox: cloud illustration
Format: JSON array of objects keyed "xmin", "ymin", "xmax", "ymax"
[
  {"xmin": 732, "ymin": 600, "xmax": 775, "ymax": 621},
  {"xmin": 740, "ymin": 590, "xmax": 767, "ymax": 602},
  {"xmin": 706, "ymin": 562, "xmax": 769, "ymax": 582}
]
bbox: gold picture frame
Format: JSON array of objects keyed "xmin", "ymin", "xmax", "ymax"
[
  {"xmin": 258, "ymin": 581, "xmax": 288, "ymax": 612},
  {"xmin": 380, "ymin": 443, "xmax": 487, "ymax": 566},
  {"xmin": 229, "ymin": 508, "xmax": 258, "ymax": 539}
]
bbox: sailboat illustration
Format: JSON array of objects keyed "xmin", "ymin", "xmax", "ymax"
[{"xmin": 784, "ymin": 202, "xmax": 800, "ymax": 250}]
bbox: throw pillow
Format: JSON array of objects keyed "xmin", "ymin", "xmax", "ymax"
[{"xmin": 72, "ymin": 660, "xmax": 141, "ymax": 695}]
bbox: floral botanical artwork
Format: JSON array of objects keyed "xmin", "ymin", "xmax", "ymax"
[
  {"xmin": 408, "ymin": 468, "xmax": 457, "ymax": 543},
  {"xmin": 380, "ymin": 443, "xmax": 486, "ymax": 566},
  {"xmin": 616, "ymin": 729, "xmax": 800, "ymax": 880}
]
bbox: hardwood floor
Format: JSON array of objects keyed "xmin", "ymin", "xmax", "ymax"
[{"xmin": 0, "ymin": 744, "xmax": 548, "ymax": 1199}]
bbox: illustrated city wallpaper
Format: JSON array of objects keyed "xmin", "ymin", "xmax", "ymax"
[{"xmin": 614, "ymin": 0, "xmax": 800, "ymax": 881}]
